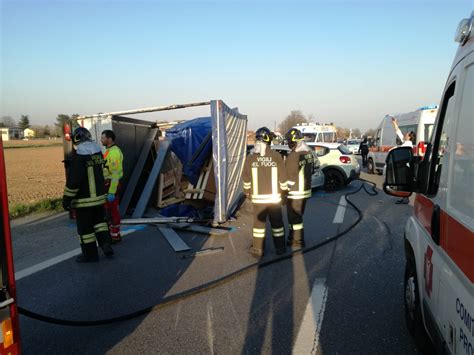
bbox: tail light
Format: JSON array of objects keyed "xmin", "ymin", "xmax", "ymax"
[
  {"xmin": 63, "ymin": 124, "xmax": 71, "ymax": 141},
  {"xmin": 417, "ymin": 141, "xmax": 426, "ymax": 157},
  {"xmin": 339, "ymin": 156, "xmax": 351, "ymax": 164},
  {"xmin": 2, "ymin": 318, "xmax": 14, "ymax": 349}
]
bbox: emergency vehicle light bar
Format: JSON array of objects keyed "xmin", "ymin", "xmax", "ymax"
[{"xmin": 455, "ymin": 13, "xmax": 472, "ymax": 44}]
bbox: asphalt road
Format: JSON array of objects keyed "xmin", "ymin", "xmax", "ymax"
[{"xmin": 12, "ymin": 159, "xmax": 420, "ymax": 354}]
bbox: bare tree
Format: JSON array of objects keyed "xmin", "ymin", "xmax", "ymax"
[
  {"xmin": 278, "ymin": 110, "xmax": 307, "ymax": 134},
  {"xmin": 336, "ymin": 126, "xmax": 350, "ymax": 140},
  {"xmin": 1, "ymin": 116, "xmax": 16, "ymax": 127},
  {"xmin": 352, "ymin": 128, "xmax": 361, "ymax": 138},
  {"xmin": 364, "ymin": 128, "xmax": 376, "ymax": 138}
]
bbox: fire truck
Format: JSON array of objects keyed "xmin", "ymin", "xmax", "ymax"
[
  {"xmin": 384, "ymin": 12, "xmax": 473, "ymax": 354},
  {"xmin": 0, "ymin": 138, "xmax": 21, "ymax": 354}
]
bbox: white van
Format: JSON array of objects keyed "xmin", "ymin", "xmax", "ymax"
[
  {"xmin": 367, "ymin": 106, "xmax": 437, "ymax": 174},
  {"xmin": 293, "ymin": 122, "xmax": 337, "ymax": 143},
  {"xmin": 383, "ymin": 12, "xmax": 473, "ymax": 354}
]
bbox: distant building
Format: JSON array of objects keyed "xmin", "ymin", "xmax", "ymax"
[
  {"xmin": 24, "ymin": 128, "xmax": 35, "ymax": 139},
  {"xmin": 0, "ymin": 127, "xmax": 24, "ymax": 141}
]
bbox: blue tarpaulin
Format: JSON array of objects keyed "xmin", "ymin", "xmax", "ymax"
[{"xmin": 166, "ymin": 116, "xmax": 212, "ymax": 185}]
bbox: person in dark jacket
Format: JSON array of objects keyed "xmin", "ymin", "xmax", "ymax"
[
  {"xmin": 242, "ymin": 127, "xmax": 287, "ymax": 257},
  {"xmin": 284, "ymin": 128, "xmax": 314, "ymax": 248},
  {"xmin": 62, "ymin": 127, "xmax": 114, "ymax": 262},
  {"xmin": 359, "ymin": 136, "xmax": 369, "ymax": 168}
]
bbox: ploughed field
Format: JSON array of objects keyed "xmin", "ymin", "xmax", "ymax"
[{"xmin": 4, "ymin": 146, "xmax": 65, "ymax": 206}]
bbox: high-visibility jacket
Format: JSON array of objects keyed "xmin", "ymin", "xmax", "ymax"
[
  {"xmin": 242, "ymin": 150, "xmax": 287, "ymax": 204},
  {"xmin": 63, "ymin": 142, "xmax": 107, "ymax": 208},
  {"xmin": 286, "ymin": 150, "xmax": 314, "ymax": 200},
  {"xmin": 103, "ymin": 145, "xmax": 123, "ymax": 195}
]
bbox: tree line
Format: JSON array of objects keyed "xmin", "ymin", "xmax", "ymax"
[{"xmin": 0, "ymin": 114, "xmax": 78, "ymax": 138}]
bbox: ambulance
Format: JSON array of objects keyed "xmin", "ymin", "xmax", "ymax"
[
  {"xmin": 293, "ymin": 122, "xmax": 337, "ymax": 143},
  {"xmin": 367, "ymin": 105, "xmax": 438, "ymax": 175},
  {"xmin": 383, "ymin": 12, "xmax": 473, "ymax": 354}
]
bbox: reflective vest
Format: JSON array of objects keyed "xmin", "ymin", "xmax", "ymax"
[
  {"xmin": 242, "ymin": 150, "xmax": 287, "ymax": 204},
  {"xmin": 63, "ymin": 142, "xmax": 106, "ymax": 208},
  {"xmin": 103, "ymin": 145, "xmax": 123, "ymax": 195},
  {"xmin": 286, "ymin": 150, "xmax": 314, "ymax": 200}
]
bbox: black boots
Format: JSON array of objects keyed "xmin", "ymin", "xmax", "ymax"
[{"xmin": 76, "ymin": 243, "xmax": 99, "ymax": 263}]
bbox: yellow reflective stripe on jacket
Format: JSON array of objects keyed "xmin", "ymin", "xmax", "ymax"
[
  {"xmin": 271, "ymin": 167, "xmax": 278, "ymax": 194},
  {"xmin": 253, "ymin": 228, "xmax": 265, "ymax": 238},
  {"xmin": 292, "ymin": 223, "xmax": 304, "ymax": 231},
  {"xmin": 272, "ymin": 227, "xmax": 285, "ymax": 237},
  {"xmin": 251, "ymin": 195, "xmax": 282, "ymax": 204},
  {"xmin": 63, "ymin": 186, "xmax": 79, "ymax": 197},
  {"xmin": 94, "ymin": 222, "xmax": 109, "ymax": 233},
  {"xmin": 288, "ymin": 190, "xmax": 311, "ymax": 199},
  {"xmin": 251, "ymin": 167, "xmax": 258, "ymax": 196},
  {"xmin": 80, "ymin": 233, "xmax": 96, "ymax": 244},
  {"xmin": 87, "ymin": 166, "xmax": 97, "ymax": 198},
  {"xmin": 298, "ymin": 167, "xmax": 305, "ymax": 193},
  {"xmin": 72, "ymin": 194, "xmax": 107, "ymax": 208}
]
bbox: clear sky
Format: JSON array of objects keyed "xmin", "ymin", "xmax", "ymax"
[{"xmin": 1, "ymin": 0, "xmax": 473, "ymax": 131}]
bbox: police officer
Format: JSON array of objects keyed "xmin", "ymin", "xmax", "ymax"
[
  {"xmin": 242, "ymin": 127, "xmax": 287, "ymax": 257},
  {"xmin": 62, "ymin": 127, "xmax": 114, "ymax": 262},
  {"xmin": 284, "ymin": 128, "xmax": 314, "ymax": 248},
  {"xmin": 101, "ymin": 129, "xmax": 124, "ymax": 243}
]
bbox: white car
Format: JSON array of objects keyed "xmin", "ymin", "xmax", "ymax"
[
  {"xmin": 307, "ymin": 143, "xmax": 360, "ymax": 190},
  {"xmin": 271, "ymin": 145, "xmax": 325, "ymax": 189},
  {"xmin": 345, "ymin": 139, "xmax": 361, "ymax": 155}
]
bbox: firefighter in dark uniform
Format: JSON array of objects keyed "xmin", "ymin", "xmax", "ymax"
[
  {"xmin": 62, "ymin": 127, "xmax": 114, "ymax": 262},
  {"xmin": 242, "ymin": 127, "xmax": 287, "ymax": 257},
  {"xmin": 285, "ymin": 128, "xmax": 314, "ymax": 248}
]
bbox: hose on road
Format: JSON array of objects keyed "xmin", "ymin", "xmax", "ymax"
[{"xmin": 18, "ymin": 179, "xmax": 378, "ymax": 326}]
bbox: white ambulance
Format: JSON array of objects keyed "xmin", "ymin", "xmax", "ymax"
[
  {"xmin": 293, "ymin": 122, "xmax": 337, "ymax": 143},
  {"xmin": 383, "ymin": 12, "xmax": 473, "ymax": 354},
  {"xmin": 367, "ymin": 106, "xmax": 438, "ymax": 175}
]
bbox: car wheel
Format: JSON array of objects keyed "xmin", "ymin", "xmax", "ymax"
[
  {"xmin": 404, "ymin": 258, "xmax": 433, "ymax": 353},
  {"xmin": 324, "ymin": 169, "xmax": 345, "ymax": 191},
  {"xmin": 367, "ymin": 158, "xmax": 375, "ymax": 174}
]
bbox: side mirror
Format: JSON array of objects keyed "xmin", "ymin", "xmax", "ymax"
[{"xmin": 383, "ymin": 147, "xmax": 417, "ymax": 197}]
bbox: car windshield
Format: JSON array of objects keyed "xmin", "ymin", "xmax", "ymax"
[{"xmin": 338, "ymin": 144, "xmax": 352, "ymax": 155}]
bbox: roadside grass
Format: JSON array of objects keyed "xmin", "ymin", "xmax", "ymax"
[
  {"xmin": 9, "ymin": 198, "xmax": 63, "ymax": 219},
  {"xmin": 3, "ymin": 142, "xmax": 62, "ymax": 149}
]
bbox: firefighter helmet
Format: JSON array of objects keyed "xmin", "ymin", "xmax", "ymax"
[
  {"xmin": 72, "ymin": 127, "xmax": 92, "ymax": 145},
  {"xmin": 255, "ymin": 127, "xmax": 273, "ymax": 145},
  {"xmin": 285, "ymin": 128, "xmax": 304, "ymax": 149}
]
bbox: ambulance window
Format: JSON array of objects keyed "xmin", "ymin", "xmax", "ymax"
[
  {"xmin": 424, "ymin": 124, "xmax": 434, "ymax": 142},
  {"xmin": 303, "ymin": 133, "xmax": 316, "ymax": 142},
  {"xmin": 429, "ymin": 81, "xmax": 456, "ymax": 195},
  {"xmin": 374, "ymin": 129, "xmax": 381, "ymax": 146},
  {"xmin": 450, "ymin": 64, "xmax": 474, "ymax": 220}
]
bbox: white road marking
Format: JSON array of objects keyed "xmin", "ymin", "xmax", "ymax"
[
  {"xmin": 207, "ymin": 302, "xmax": 215, "ymax": 354},
  {"xmin": 15, "ymin": 227, "xmax": 140, "ymax": 281},
  {"xmin": 332, "ymin": 196, "xmax": 347, "ymax": 224},
  {"xmin": 292, "ymin": 278, "xmax": 328, "ymax": 355},
  {"xmin": 15, "ymin": 248, "xmax": 82, "ymax": 280}
]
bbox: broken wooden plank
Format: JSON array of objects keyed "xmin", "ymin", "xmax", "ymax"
[
  {"xmin": 157, "ymin": 226, "xmax": 190, "ymax": 252},
  {"xmin": 132, "ymin": 140, "xmax": 170, "ymax": 218}
]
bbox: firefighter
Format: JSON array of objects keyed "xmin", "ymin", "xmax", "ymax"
[
  {"xmin": 242, "ymin": 127, "xmax": 287, "ymax": 257},
  {"xmin": 62, "ymin": 127, "xmax": 114, "ymax": 262},
  {"xmin": 101, "ymin": 130, "xmax": 124, "ymax": 243},
  {"xmin": 284, "ymin": 128, "xmax": 314, "ymax": 248}
]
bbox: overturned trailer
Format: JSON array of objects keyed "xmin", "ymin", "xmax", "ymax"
[{"xmin": 64, "ymin": 100, "xmax": 247, "ymax": 224}]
